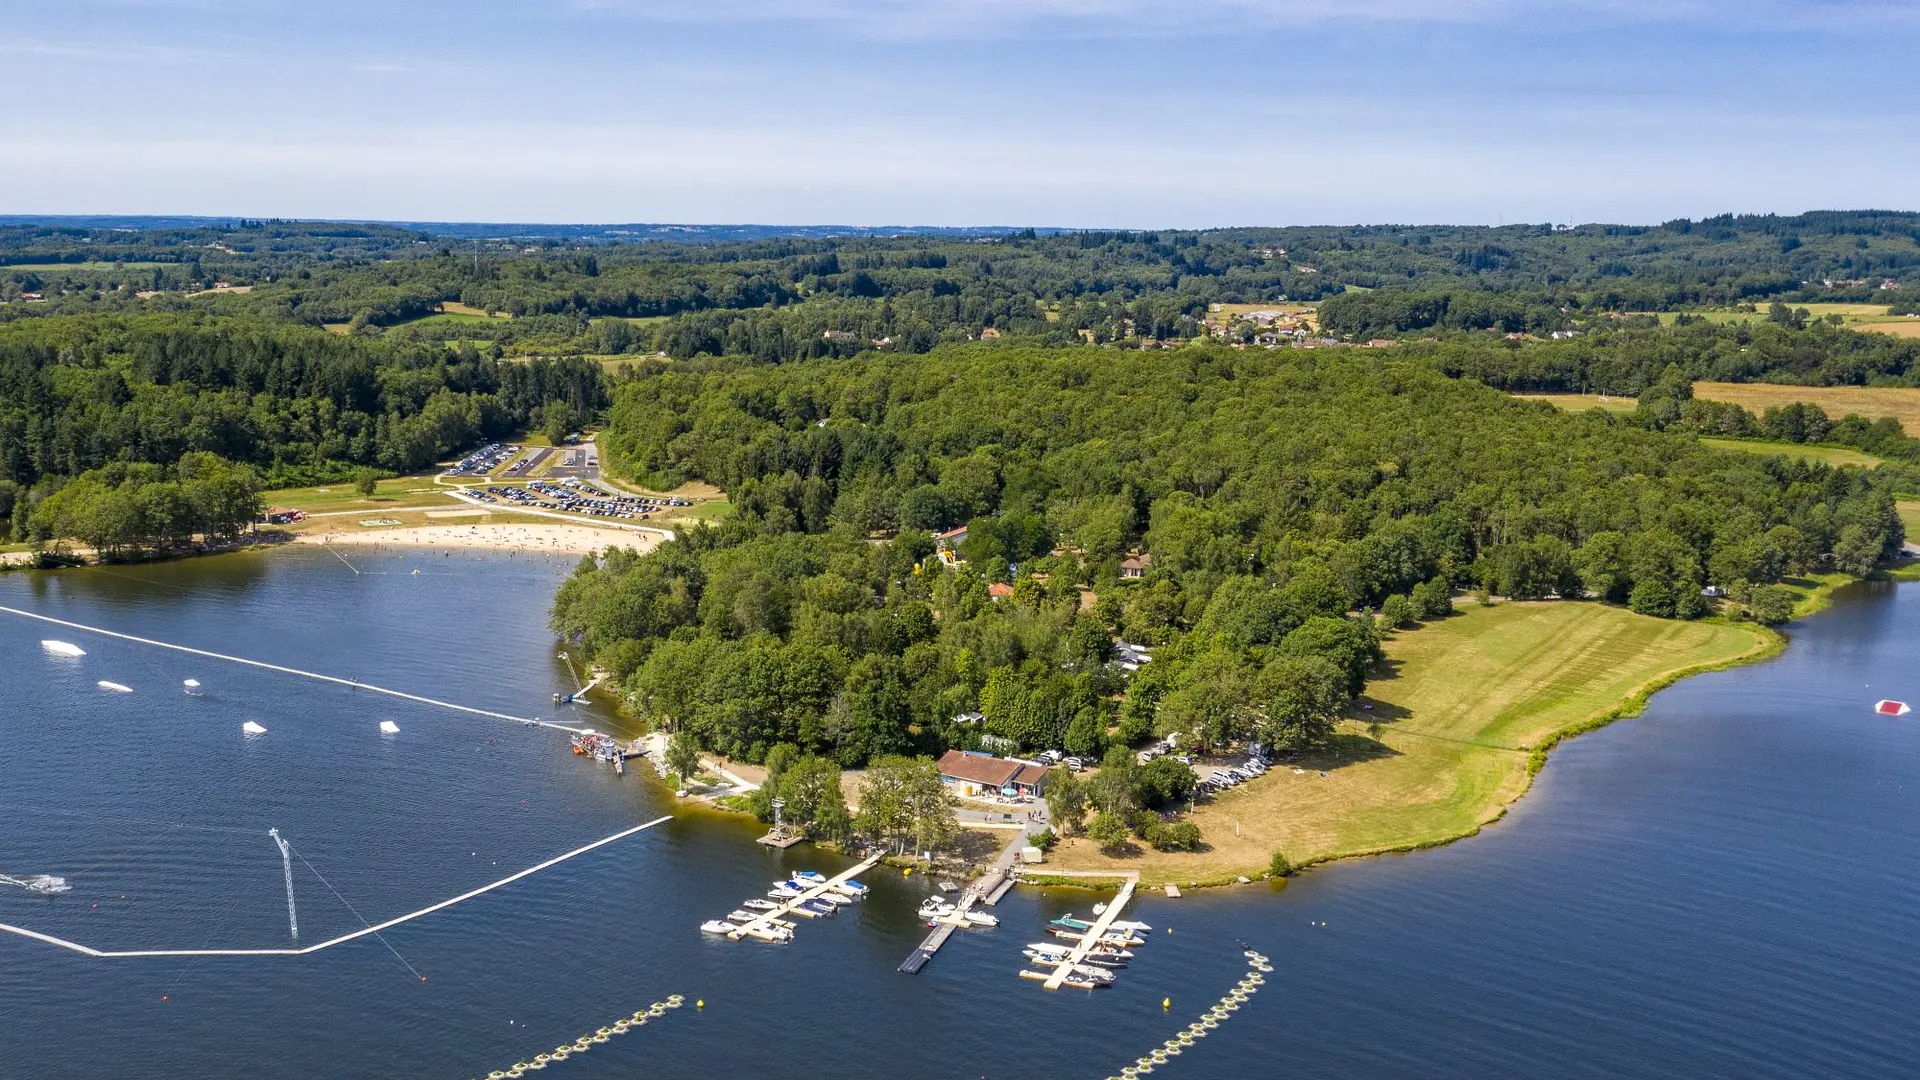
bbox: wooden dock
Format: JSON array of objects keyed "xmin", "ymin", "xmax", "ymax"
[
  {"xmin": 1042, "ymin": 878, "xmax": 1137, "ymax": 990},
  {"xmin": 727, "ymin": 853, "xmax": 882, "ymax": 941},
  {"xmin": 899, "ymin": 876, "xmax": 996, "ymax": 973}
]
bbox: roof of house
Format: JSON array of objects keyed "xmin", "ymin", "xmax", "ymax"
[
  {"xmin": 935, "ymin": 525, "xmax": 969, "ymax": 541},
  {"xmin": 1120, "ymin": 553, "xmax": 1153, "ymax": 571},
  {"xmin": 936, "ymin": 749, "xmax": 1022, "ymax": 788},
  {"xmin": 987, "ymin": 582, "xmax": 1014, "ymax": 598},
  {"xmin": 1009, "ymin": 763, "xmax": 1050, "ymax": 788}
]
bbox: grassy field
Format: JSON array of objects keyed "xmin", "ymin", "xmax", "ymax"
[
  {"xmin": 259, "ymin": 473, "xmax": 453, "ymax": 514},
  {"xmin": 1047, "ymin": 601, "xmax": 1770, "ymax": 885},
  {"xmin": 1693, "ymin": 382, "xmax": 1920, "ymax": 432},
  {"xmin": 1206, "ymin": 301, "xmax": 1319, "ymax": 332},
  {"xmin": 3, "ymin": 261, "xmax": 167, "ymax": 273},
  {"xmin": 1856, "ymin": 319, "xmax": 1920, "ymax": 339},
  {"xmin": 1698, "ymin": 437, "xmax": 1884, "ymax": 468},
  {"xmin": 1512, "ymin": 392, "xmax": 1638, "ymax": 414}
]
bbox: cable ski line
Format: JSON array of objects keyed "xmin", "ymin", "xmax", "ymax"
[
  {"xmin": 0, "ymin": 604, "xmax": 589, "ymax": 735},
  {"xmin": 291, "ymin": 847, "xmax": 422, "ymax": 981},
  {"xmin": 0, "ymin": 816, "xmax": 671, "ymax": 959}
]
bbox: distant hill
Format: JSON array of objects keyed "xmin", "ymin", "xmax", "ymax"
[{"xmin": 0, "ymin": 215, "xmax": 1049, "ymax": 244}]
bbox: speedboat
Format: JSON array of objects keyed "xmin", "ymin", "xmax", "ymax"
[
  {"xmin": 740, "ymin": 923, "xmax": 793, "ymax": 943},
  {"xmin": 768, "ymin": 883, "xmax": 804, "ymax": 899},
  {"xmin": 919, "ymin": 899, "xmax": 956, "ymax": 918},
  {"xmin": 961, "ymin": 910, "xmax": 998, "ymax": 928},
  {"xmin": 778, "ymin": 878, "xmax": 812, "ymax": 893},
  {"xmin": 798, "ymin": 898, "xmax": 836, "ymax": 916},
  {"xmin": 725, "ymin": 909, "xmax": 758, "ymax": 923},
  {"xmin": 1087, "ymin": 945, "xmax": 1135, "ymax": 962},
  {"xmin": 1050, "ymin": 914, "xmax": 1094, "ymax": 931},
  {"xmin": 792, "ymin": 870, "xmax": 827, "ymax": 885},
  {"xmin": 1109, "ymin": 919, "xmax": 1153, "ymax": 933},
  {"xmin": 1023, "ymin": 957, "xmax": 1116, "ymax": 983},
  {"xmin": 815, "ymin": 890, "xmax": 852, "ymax": 906},
  {"xmin": 742, "ymin": 898, "xmax": 781, "ymax": 912},
  {"xmin": 1026, "ymin": 941, "xmax": 1072, "ymax": 958},
  {"xmin": 700, "ymin": 920, "xmax": 736, "ymax": 935},
  {"xmin": 833, "ymin": 879, "xmax": 869, "ymax": 897}
]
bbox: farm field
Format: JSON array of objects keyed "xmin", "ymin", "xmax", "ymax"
[
  {"xmin": 1045, "ymin": 601, "xmax": 1768, "ymax": 884},
  {"xmin": 1698, "ymin": 437, "xmax": 1884, "ymax": 468},
  {"xmin": 1693, "ymin": 381, "xmax": 1920, "ymax": 433}
]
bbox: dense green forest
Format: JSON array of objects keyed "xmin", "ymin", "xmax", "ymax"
[
  {"xmin": 8, "ymin": 213, "xmax": 1917, "ymax": 367},
  {"xmin": 550, "ymin": 344, "xmax": 1903, "ymax": 779}
]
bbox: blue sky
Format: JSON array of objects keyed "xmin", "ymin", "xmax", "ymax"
[{"xmin": 1, "ymin": 0, "xmax": 1915, "ymax": 226}]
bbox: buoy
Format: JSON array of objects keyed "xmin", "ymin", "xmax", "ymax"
[
  {"xmin": 161, "ymin": 995, "xmax": 167, "ymax": 1002},
  {"xmin": 696, "ymin": 999, "xmax": 704, "ymax": 1009},
  {"xmin": 1162, "ymin": 997, "xmax": 1170, "ymax": 1009}
]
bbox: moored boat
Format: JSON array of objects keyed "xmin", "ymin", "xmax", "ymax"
[
  {"xmin": 792, "ymin": 870, "xmax": 827, "ymax": 885},
  {"xmin": 768, "ymin": 883, "xmax": 804, "ymax": 899},
  {"xmin": 725, "ymin": 909, "xmax": 757, "ymax": 923},
  {"xmin": 1050, "ymin": 914, "xmax": 1094, "ymax": 931},
  {"xmin": 742, "ymin": 898, "xmax": 780, "ymax": 912},
  {"xmin": 741, "ymin": 923, "xmax": 793, "ymax": 943},
  {"xmin": 799, "ymin": 898, "xmax": 836, "ymax": 916},
  {"xmin": 700, "ymin": 920, "xmax": 736, "ymax": 935},
  {"xmin": 833, "ymin": 879, "xmax": 869, "ymax": 897}
]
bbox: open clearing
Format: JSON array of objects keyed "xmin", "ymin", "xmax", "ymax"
[
  {"xmin": 1047, "ymin": 601, "xmax": 1768, "ymax": 885},
  {"xmin": 1512, "ymin": 392, "xmax": 1638, "ymax": 414},
  {"xmin": 1698, "ymin": 437, "xmax": 1884, "ymax": 468},
  {"xmin": 1206, "ymin": 301, "xmax": 1319, "ymax": 332},
  {"xmin": 259, "ymin": 472, "xmax": 452, "ymax": 515},
  {"xmin": 2, "ymin": 261, "xmax": 168, "ymax": 273}
]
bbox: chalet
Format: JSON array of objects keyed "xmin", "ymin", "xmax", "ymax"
[
  {"xmin": 935, "ymin": 750, "xmax": 1050, "ymax": 798},
  {"xmin": 1120, "ymin": 553, "xmax": 1151, "ymax": 580},
  {"xmin": 822, "ymin": 329, "xmax": 858, "ymax": 343}
]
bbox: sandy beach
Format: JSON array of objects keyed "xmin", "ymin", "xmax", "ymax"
[{"xmin": 296, "ymin": 522, "xmax": 664, "ymax": 555}]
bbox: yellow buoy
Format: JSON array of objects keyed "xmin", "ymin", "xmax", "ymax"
[
  {"xmin": 1162, "ymin": 997, "xmax": 1171, "ymax": 1009},
  {"xmin": 696, "ymin": 999, "xmax": 704, "ymax": 1009}
]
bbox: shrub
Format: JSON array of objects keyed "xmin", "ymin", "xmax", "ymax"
[
  {"xmin": 1379, "ymin": 593, "xmax": 1417, "ymax": 629},
  {"xmin": 1411, "ymin": 577, "xmax": 1454, "ymax": 619},
  {"xmin": 1127, "ymin": 809, "xmax": 1161, "ymax": 837},
  {"xmin": 1747, "ymin": 583, "xmax": 1795, "ymax": 625},
  {"xmin": 1145, "ymin": 820, "xmax": 1202, "ymax": 851},
  {"xmin": 1268, "ymin": 851, "xmax": 1294, "ymax": 877},
  {"xmin": 1087, "ymin": 811, "xmax": 1129, "ymax": 851}
]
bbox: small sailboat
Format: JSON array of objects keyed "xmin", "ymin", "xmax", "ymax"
[
  {"xmin": 379, "ymin": 720, "xmax": 400, "ymax": 734},
  {"xmin": 41, "ymin": 640, "xmax": 85, "ymax": 657},
  {"xmin": 97, "ymin": 681, "xmax": 132, "ymax": 693},
  {"xmin": 242, "ymin": 721, "xmax": 268, "ymax": 735}
]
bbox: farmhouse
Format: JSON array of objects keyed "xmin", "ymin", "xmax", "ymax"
[{"xmin": 1120, "ymin": 553, "xmax": 1151, "ymax": 579}]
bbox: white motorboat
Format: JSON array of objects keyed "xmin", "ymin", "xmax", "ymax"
[
  {"xmin": 919, "ymin": 899, "xmax": 956, "ymax": 918},
  {"xmin": 833, "ymin": 879, "xmax": 869, "ymax": 897},
  {"xmin": 700, "ymin": 920, "xmax": 736, "ymax": 935},
  {"xmin": 769, "ymin": 883, "xmax": 804, "ymax": 899},
  {"xmin": 815, "ymin": 890, "xmax": 853, "ymax": 906},
  {"xmin": 725, "ymin": 909, "xmax": 758, "ymax": 923},
  {"xmin": 742, "ymin": 898, "xmax": 781, "ymax": 912},
  {"xmin": 1108, "ymin": 919, "xmax": 1153, "ymax": 933},
  {"xmin": 740, "ymin": 923, "xmax": 793, "ymax": 943},
  {"xmin": 961, "ymin": 910, "xmax": 998, "ymax": 928},
  {"xmin": 792, "ymin": 870, "xmax": 827, "ymax": 885},
  {"xmin": 97, "ymin": 681, "xmax": 132, "ymax": 693},
  {"xmin": 1023, "ymin": 956, "xmax": 1116, "ymax": 983},
  {"xmin": 40, "ymin": 640, "xmax": 85, "ymax": 657}
]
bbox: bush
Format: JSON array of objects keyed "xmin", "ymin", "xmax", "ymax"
[
  {"xmin": 1268, "ymin": 851, "xmax": 1294, "ymax": 877},
  {"xmin": 1137, "ymin": 756, "xmax": 1198, "ymax": 809},
  {"xmin": 1628, "ymin": 578, "xmax": 1675, "ymax": 618},
  {"xmin": 1127, "ymin": 809, "xmax": 1161, "ymax": 837},
  {"xmin": 1411, "ymin": 577, "xmax": 1453, "ymax": 619},
  {"xmin": 1379, "ymin": 593, "xmax": 1417, "ymax": 629},
  {"xmin": 1144, "ymin": 820, "xmax": 1202, "ymax": 851}
]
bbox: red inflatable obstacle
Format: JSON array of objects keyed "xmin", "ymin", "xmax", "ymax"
[{"xmin": 1874, "ymin": 699, "xmax": 1911, "ymax": 716}]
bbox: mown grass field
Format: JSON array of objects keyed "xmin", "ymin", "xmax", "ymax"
[
  {"xmin": 259, "ymin": 472, "xmax": 453, "ymax": 514},
  {"xmin": 1047, "ymin": 601, "xmax": 1770, "ymax": 885},
  {"xmin": 1698, "ymin": 437, "xmax": 1884, "ymax": 468}
]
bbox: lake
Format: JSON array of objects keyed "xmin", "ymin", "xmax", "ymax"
[{"xmin": 3, "ymin": 549, "xmax": 1918, "ymax": 1078}]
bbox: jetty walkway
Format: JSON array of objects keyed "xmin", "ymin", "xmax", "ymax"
[{"xmin": 728, "ymin": 853, "xmax": 882, "ymax": 941}]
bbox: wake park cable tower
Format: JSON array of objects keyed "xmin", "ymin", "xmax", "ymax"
[{"xmin": 269, "ymin": 828, "xmax": 297, "ymax": 941}]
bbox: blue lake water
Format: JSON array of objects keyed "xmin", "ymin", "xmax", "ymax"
[{"xmin": 3, "ymin": 550, "xmax": 1917, "ymax": 1078}]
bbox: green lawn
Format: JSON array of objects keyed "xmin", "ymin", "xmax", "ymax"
[
  {"xmin": 259, "ymin": 473, "xmax": 454, "ymax": 514},
  {"xmin": 1512, "ymin": 392, "xmax": 1638, "ymax": 414},
  {"xmin": 1049, "ymin": 600, "xmax": 1769, "ymax": 885},
  {"xmin": 1699, "ymin": 437, "xmax": 1884, "ymax": 468}
]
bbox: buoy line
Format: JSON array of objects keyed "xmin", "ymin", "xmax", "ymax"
[
  {"xmin": 0, "ymin": 816, "xmax": 670, "ymax": 959},
  {"xmin": 1, "ymin": 604, "xmax": 590, "ymax": 735},
  {"xmin": 472, "ymin": 995, "xmax": 684, "ymax": 1077},
  {"xmin": 1103, "ymin": 951, "xmax": 1269, "ymax": 1079}
]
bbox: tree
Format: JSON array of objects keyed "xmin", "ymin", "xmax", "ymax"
[
  {"xmin": 665, "ymin": 728, "xmax": 702, "ymax": 785},
  {"xmin": 1378, "ymin": 593, "xmax": 1417, "ymax": 630},
  {"xmin": 1410, "ymin": 577, "xmax": 1453, "ymax": 619},
  {"xmin": 1045, "ymin": 768, "xmax": 1088, "ymax": 835},
  {"xmin": 1085, "ymin": 745, "xmax": 1141, "ymax": 816},
  {"xmin": 1144, "ymin": 820, "xmax": 1202, "ymax": 851},
  {"xmin": 775, "ymin": 754, "xmax": 850, "ymax": 841},
  {"xmin": 353, "ymin": 467, "xmax": 379, "ymax": 497},
  {"xmin": 1087, "ymin": 811, "xmax": 1129, "ymax": 853},
  {"xmin": 1136, "ymin": 756, "xmax": 1198, "ymax": 809},
  {"xmin": 1747, "ymin": 584, "xmax": 1795, "ymax": 626},
  {"xmin": 1252, "ymin": 654, "xmax": 1350, "ymax": 752}
]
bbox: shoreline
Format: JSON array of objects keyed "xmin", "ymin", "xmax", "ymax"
[
  {"xmin": 294, "ymin": 522, "xmax": 664, "ymax": 556},
  {"xmin": 1043, "ymin": 589, "xmax": 1863, "ymax": 892}
]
